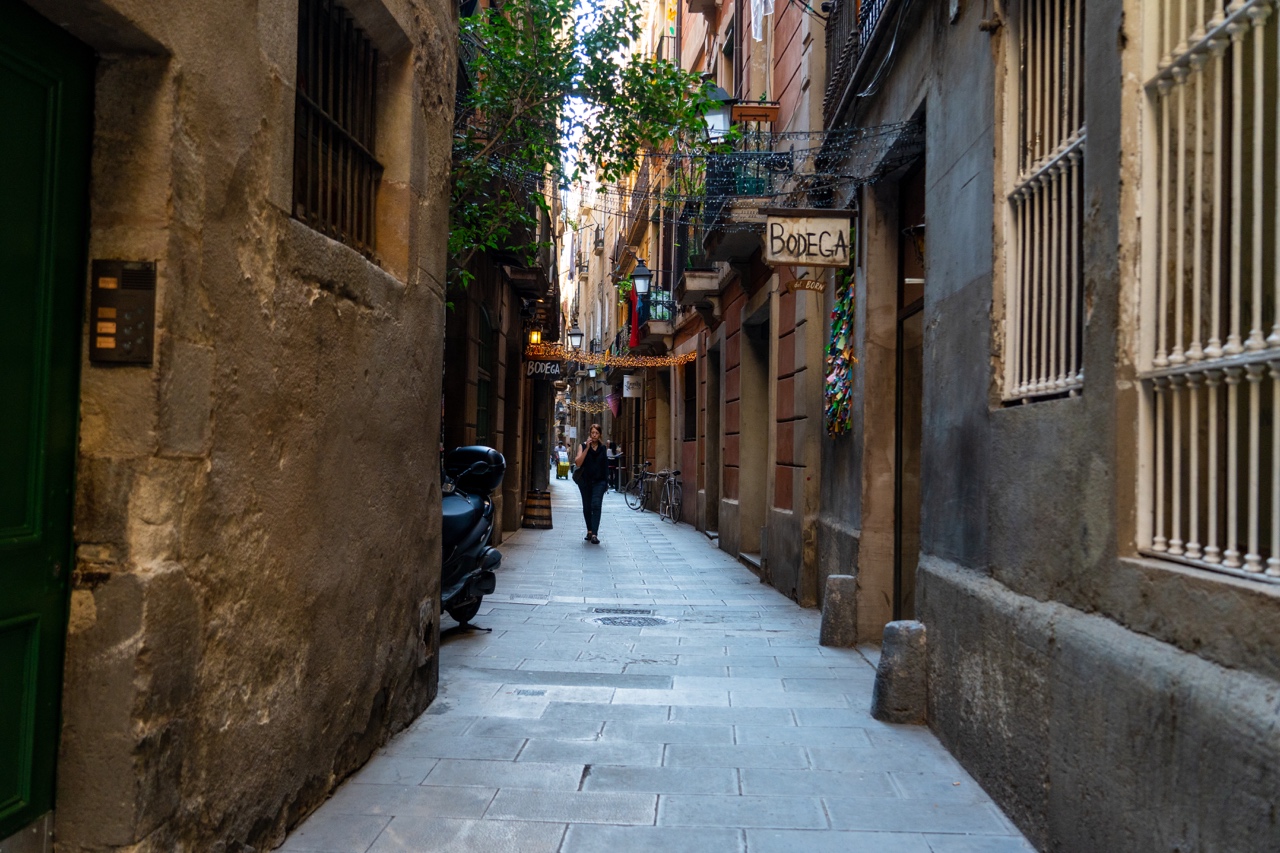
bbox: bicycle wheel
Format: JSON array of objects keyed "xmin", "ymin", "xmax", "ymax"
[
  {"xmin": 624, "ymin": 477, "xmax": 644, "ymax": 510},
  {"xmin": 668, "ymin": 479, "xmax": 682, "ymax": 523}
]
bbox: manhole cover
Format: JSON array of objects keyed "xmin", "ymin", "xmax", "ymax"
[
  {"xmin": 592, "ymin": 608, "xmax": 653, "ymax": 615},
  {"xmin": 587, "ymin": 615, "xmax": 673, "ymax": 627}
]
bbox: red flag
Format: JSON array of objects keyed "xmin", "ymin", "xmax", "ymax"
[{"xmin": 629, "ymin": 281, "xmax": 640, "ymax": 348}]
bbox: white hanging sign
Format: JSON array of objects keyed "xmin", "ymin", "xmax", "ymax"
[
  {"xmin": 623, "ymin": 374, "xmax": 644, "ymax": 398},
  {"xmin": 764, "ymin": 215, "xmax": 853, "ymax": 268}
]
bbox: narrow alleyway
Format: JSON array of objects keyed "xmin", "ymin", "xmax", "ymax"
[{"xmin": 281, "ymin": 479, "xmax": 1033, "ymax": 853}]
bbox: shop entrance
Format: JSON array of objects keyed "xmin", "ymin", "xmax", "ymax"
[{"xmin": 703, "ymin": 346, "xmax": 721, "ymax": 534}]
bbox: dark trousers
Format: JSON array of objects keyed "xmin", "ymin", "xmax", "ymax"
[{"xmin": 580, "ymin": 479, "xmax": 607, "ymax": 533}]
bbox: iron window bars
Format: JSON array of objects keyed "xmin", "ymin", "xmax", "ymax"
[
  {"xmin": 293, "ymin": 0, "xmax": 382, "ymax": 257},
  {"xmin": 1004, "ymin": 0, "xmax": 1086, "ymax": 401},
  {"xmin": 1138, "ymin": 0, "xmax": 1279, "ymax": 580}
]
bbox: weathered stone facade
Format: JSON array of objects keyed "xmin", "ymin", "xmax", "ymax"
[
  {"xmin": 820, "ymin": 0, "xmax": 1280, "ymax": 849},
  {"xmin": 13, "ymin": 0, "xmax": 455, "ymax": 848}
]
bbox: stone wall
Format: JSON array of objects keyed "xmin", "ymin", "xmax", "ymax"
[
  {"xmin": 823, "ymin": 0, "xmax": 1280, "ymax": 848},
  {"xmin": 39, "ymin": 0, "xmax": 456, "ymax": 848}
]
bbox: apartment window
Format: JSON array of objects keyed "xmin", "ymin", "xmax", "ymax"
[
  {"xmin": 293, "ymin": 0, "xmax": 382, "ymax": 256},
  {"xmin": 1139, "ymin": 0, "xmax": 1278, "ymax": 579},
  {"xmin": 1004, "ymin": 0, "xmax": 1085, "ymax": 401}
]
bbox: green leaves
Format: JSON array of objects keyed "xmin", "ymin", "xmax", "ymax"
[{"xmin": 449, "ymin": 0, "xmax": 713, "ymax": 287}]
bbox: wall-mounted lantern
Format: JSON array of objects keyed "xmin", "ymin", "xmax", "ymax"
[{"xmin": 632, "ymin": 259, "xmax": 652, "ymax": 296}]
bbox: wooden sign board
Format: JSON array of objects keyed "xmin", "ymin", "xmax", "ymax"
[
  {"xmin": 787, "ymin": 278, "xmax": 826, "ymax": 293},
  {"xmin": 764, "ymin": 215, "xmax": 853, "ymax": 268},
  {"xmin": 526, "ymin": 360, "xmax": 563, "ymax": 380}
]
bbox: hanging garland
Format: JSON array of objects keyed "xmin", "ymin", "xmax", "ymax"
[
  {"xmin": 825, "ymin": 270, "xmax": 858, "ymax": 436},
  {"xmin": 565, "ymin": 399, "xmax": 610, "ymax": 413},
  {"xmin": 525, "ymin": 342, "xmax": 697, "ymax": 368}
]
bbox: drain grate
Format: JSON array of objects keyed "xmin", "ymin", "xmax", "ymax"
[
  {"xmin": 514, "ymin": 689, "xmax": 546, "ymax": 696},
  {"xmin": 591, "ymin": 615, "xmax": 671, "ymax": 627},
  {"xmin": 591, "ymin": 607, "xmax": 653, "ymax": 615}
]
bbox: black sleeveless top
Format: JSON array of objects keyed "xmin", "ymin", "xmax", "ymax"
[{"xmin": 579, "ymin": 441, "xmax": 608, "ymax": 483}]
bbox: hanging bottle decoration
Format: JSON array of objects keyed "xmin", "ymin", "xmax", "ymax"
[{"xmin": 824, "ymin": 271, "xmax": 857, "ymax": 436}]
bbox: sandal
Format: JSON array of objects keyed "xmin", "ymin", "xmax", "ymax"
[{"xmin": 590, "ymin": 534, "xmax": 600, "ymax": 544}]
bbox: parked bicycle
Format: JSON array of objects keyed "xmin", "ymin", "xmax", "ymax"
[
  {"xmin": 623, "ymin": 461, "xmax": 654, "ymax": 511},
  {"xmin": 622, "ymin": 462, "xmax": 682, "ymax": 524},
  {"xmin": 658, "ymin": 469, "xmax": 682, "ymax": 524}
]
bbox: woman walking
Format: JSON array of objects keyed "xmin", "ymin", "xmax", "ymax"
[{"xmin": 574, "ymin": 423, "xmax": 609, "ymax": 544}]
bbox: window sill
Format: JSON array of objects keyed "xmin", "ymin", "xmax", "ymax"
[
  {"xmin": 283, "ymin": 216, "xmax": 407, "ymax": 312},
  {"xmin": 1103, "ymin": 554, "xmax": 1280, "ymax": 682}
]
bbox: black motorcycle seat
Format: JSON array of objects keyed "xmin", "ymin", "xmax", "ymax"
[{"xmin": 442, "ymin": 491, "xmax": 484, "ymax": 544}]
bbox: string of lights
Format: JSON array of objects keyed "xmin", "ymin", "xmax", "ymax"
[
  {"xmin": 526, "ymin": 342, "xmax": 698, "ymax": 367},
  {"xmin": 487, "ymin": 120, "xmax": 923, "ymax": 212},
  {"xmin": 564, "ymin": 399, "xmax": 611, "ymax": 413}
]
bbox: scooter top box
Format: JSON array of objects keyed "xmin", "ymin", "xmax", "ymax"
[{"xmin": 446, "ymin": 445, "xmax": 506, "ymax": 494}]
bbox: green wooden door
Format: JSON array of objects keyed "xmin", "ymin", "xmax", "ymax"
[{"xmin": 0, "ymin": 0, "xmax": 92, "ymax": 838}]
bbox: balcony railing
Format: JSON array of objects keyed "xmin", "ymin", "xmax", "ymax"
[
  {"xmin": 675, "ymin": 203, "xmax": 710, "ymax": 272},
  {"xmin": 611, "ymin": 328, "xmax": 630, "ymax": 356},
  {"xmin": 824, "ymin": 0, "xmax": 894, "ymax": 126},
  {"xmin": 859, "ymin": 0, "xmax": 891, "ymax": 51},
  {"xmin": 704, "ymin": 141, "xmax": 792, "ymax": 226},
  {"xmin": 647, "ymin": 292, "xmax": 676, "ymax": 324},
  {"xmin": 824, "ymin": 0, "xmax": 859, "ymax": 126}
]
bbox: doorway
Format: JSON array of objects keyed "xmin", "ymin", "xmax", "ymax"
[
  {"xmin": 703, "ymin": 346, "xmax": 721, "ymax": 534},
  {"xmin": 893, "ymin": 164, "xmax": 926, "ymax": 621},
  {"xmin": 0, "ymin": 0, "xmax": 93, "ymax": 838},
  {"xmin": 738, "ymin": 306, "xmax": 770, "ymax": 564}
]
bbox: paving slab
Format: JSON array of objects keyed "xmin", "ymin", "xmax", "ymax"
[
  {"xmin": 745, "ymin": 828, "xmax": 934, "ymax": 853},
  {"xmin": 580, "ymin": 766, "xmax": 739, "ymax": 794},
  {"xmin": 485, "ymin": 789, "xmax": 657, "ymax": 824},
  {"xmin": 560, "ymin": 825, "xmax": 744, "ymax": 853},
  {"xmin": 657, "ymin": 793, "xmax": 827, "ymax": 828},
  {"xmin": 366, "ymin": 817, "xmax": 566, "ymax": 853},
  {"xmin": 422, "ymin": 759, "xmax": 585, "ymax": 791},
  {"xmin": 284, "ymin": 479, "xmax": 1032, "ymax": 852},
  {"xmin": 280, "ymin": 813, "xmax": 391, "ymax": 852}
]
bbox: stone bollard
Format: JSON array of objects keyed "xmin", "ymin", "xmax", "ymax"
[
  {"xmin": 819, "ymin": 574, "xmax": 857, "ymax": 647},
  {"xmin": 870, "ymin": 620, "xmax": 928, "ymax": 724}
]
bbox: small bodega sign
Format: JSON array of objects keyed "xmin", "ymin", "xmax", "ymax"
[{"xmin": 763, "ymin": 209, "xmax": 854, "ymax": 268}]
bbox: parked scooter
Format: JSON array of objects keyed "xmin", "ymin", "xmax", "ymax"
[{"xmin": 440, "ymin": 446, "xmax": 505, "ymax": 624}]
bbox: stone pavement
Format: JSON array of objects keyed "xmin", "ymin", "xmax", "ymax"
[{"xmin": 281, "ymin": 478, "xmax": 1034, "ymax": 853}]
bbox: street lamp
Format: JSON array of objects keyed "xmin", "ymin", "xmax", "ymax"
[
  {"xmin": 704, "ymin": 85, "xmax": 734, "ymax": 141},
  {"xmin": 632, "ymin": 259, "xmax": 652, "ymax": 296},
  {"xmin": 568, "ymin": 324, "xmax": 584, "ymax": 350},
  {"xmin": 528, "ymin": 328, "xmax": 542, "ymax": 345}
]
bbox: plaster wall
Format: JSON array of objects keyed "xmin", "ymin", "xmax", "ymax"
[{"xmin": 41, "ymin": 0, "xmax": 455, "ymax": 848}]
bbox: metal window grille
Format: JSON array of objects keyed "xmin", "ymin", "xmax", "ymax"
[
  {"xmin": 1004, "ymin": 0, "xmax": 1086, "ymax": 401},
  {"xmin": 293, "ymin": 0, "xmax": 382, "ymax": 256},
  {"xmin": 1139, "ymin": 0, "xmax": 1279, "ymax": 580}
]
